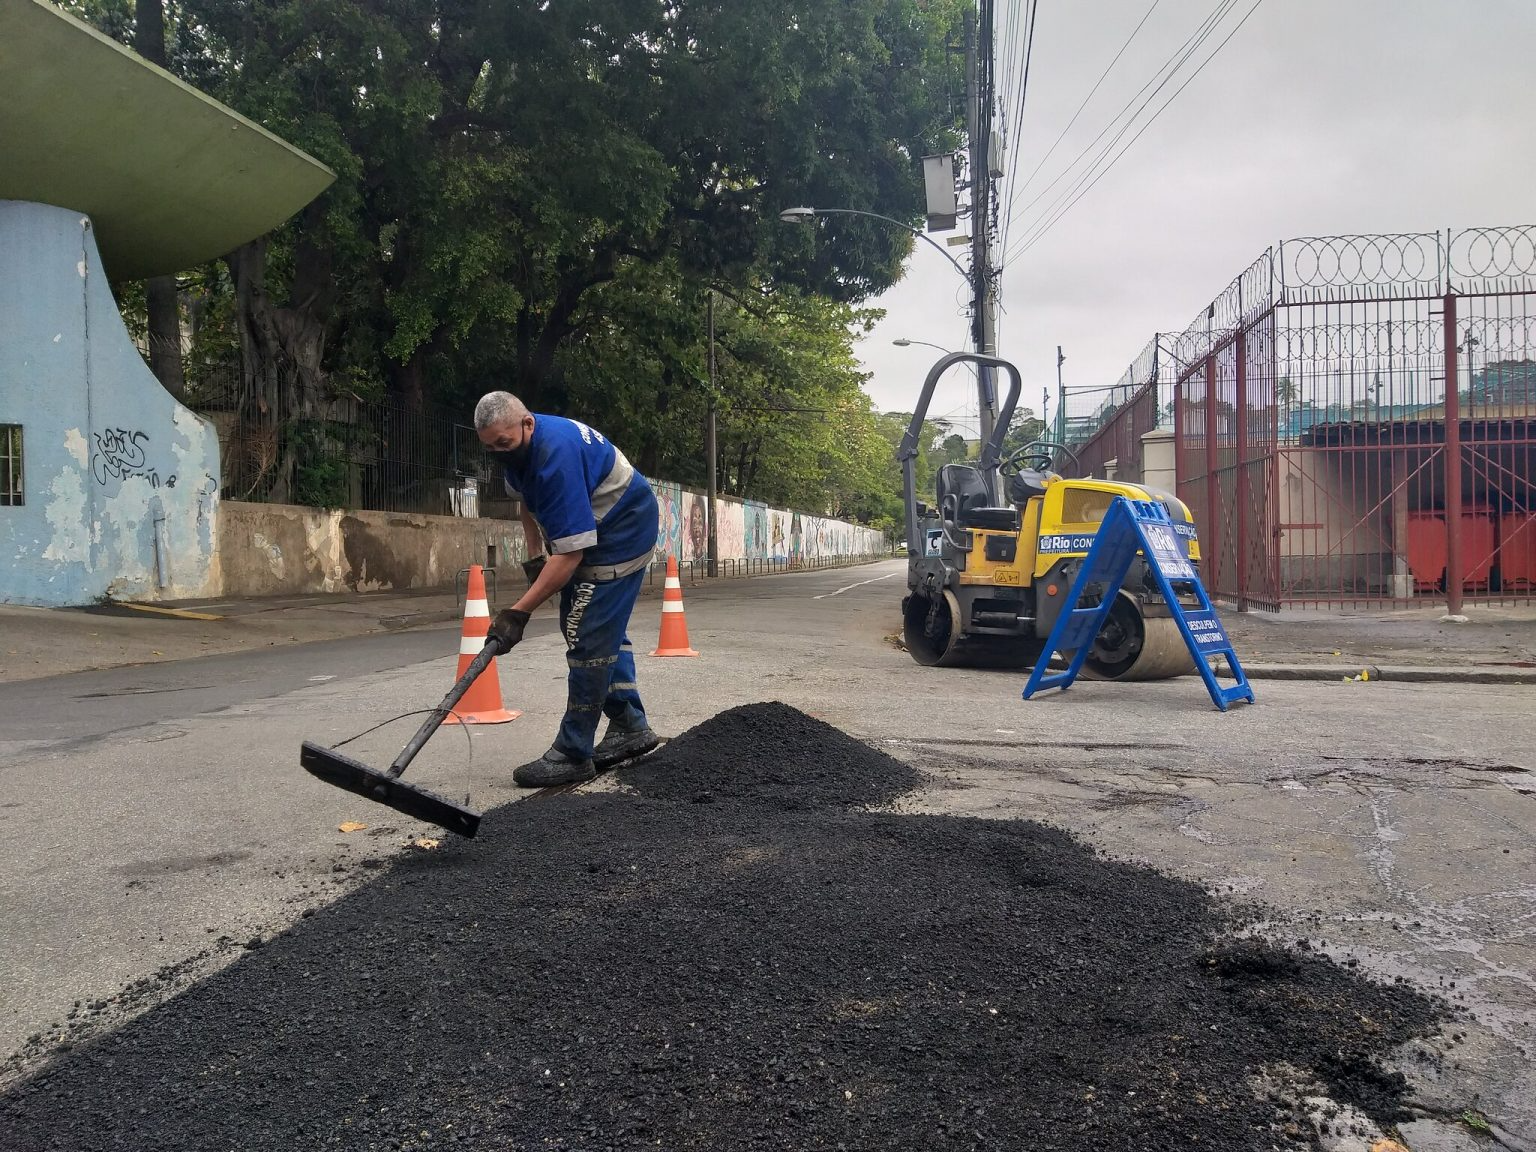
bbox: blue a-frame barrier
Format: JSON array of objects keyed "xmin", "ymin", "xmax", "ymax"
[{"xmin": 1023, "ymin": 497, "xmax": 1255, "ymax": 712}]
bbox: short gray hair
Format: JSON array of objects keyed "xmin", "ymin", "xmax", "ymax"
[{"xmin": 474, "ymin": 391, "xmax": 529, "ymax": 431}]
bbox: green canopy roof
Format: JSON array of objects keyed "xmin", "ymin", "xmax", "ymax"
[{"xmin": 0, "ymin": 0, "xmax": 335, "ymax": 279}]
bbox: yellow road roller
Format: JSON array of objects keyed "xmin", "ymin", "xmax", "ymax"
[{"xmin": 897, "ymin": 352, "xmax": 1199, "ymax": 678}]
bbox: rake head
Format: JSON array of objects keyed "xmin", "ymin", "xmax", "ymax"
[{"xmin": 300, "ymin": 741, "xmax": 481, "ymax": 839}]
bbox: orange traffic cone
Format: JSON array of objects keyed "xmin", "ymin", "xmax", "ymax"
[
  {"xmin": 444, "ymin": 565, "xmax": 521, "ymax": 725},
  {"xmin": 650, "ymin": 554, "xmax": 699, "ymax": 657}
]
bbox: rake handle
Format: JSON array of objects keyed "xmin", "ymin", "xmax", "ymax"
[{"xmin": 386, "ymin": 640, "xmax": 502, "ymax": 778}]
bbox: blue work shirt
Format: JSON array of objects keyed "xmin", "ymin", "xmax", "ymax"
[{"xmin": 501, "ymin": 415, "xmax": 656, "ymax": 568}]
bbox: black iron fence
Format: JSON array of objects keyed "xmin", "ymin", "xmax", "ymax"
[{"xmin": 196, "ymin": 394, "xmax": 488, "ymax": 516}]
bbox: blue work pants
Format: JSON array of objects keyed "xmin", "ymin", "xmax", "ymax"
[{"xmin": 553, "ymin": 568, "xmax": 648, "ymax": 760}]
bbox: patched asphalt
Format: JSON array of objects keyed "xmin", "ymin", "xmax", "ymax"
[{"xmin": 0, "ymin": 703, "xmax": 1443, "ymax": 1150}]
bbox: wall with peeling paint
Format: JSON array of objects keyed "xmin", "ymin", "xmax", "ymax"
[
  {"xmin": 218, "ymin": 502, "xmax": 529, "ymax": 597},
  {"xmin": 0, "ymin": 201, "xmax": 221, "ymax": 607}
]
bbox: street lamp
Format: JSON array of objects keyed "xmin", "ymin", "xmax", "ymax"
[
  {"xmin": 777, "ymin": 206, "xmax": 970, "ymax": 282},
  {"xmin": 892, "ymin": 337, "xmax": 954, "ymax": 354},
  {"xmin": 892, "ymin": 338, "xmax": 984, "ymax": 445},
  {"xmin": 893, "ymin": 337, "xmax": 976, "ymax": 380},
  {"xmin": 780, "ymin": 204, "xmax": 994, "ymax": 448}
]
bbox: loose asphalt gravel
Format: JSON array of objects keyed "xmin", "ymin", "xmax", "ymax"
[{"xmin": 0, "ymin": 702, "xmax": 1445, "ymax": 1150}]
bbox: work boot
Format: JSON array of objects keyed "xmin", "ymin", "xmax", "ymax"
[
  {"xmin": 592, "ymin": 722, "xmax": 660, "ymax": 769},
  {"xmin": 512, "ymin": 747, "xmax": 597, "ymax": 788}
]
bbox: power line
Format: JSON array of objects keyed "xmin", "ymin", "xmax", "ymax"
[
  {"xmin": 1009, "ymin": 0, "xmax": 1266, "ymax": 260},
  {"xmin": 1005, "ymin": 0, "xmax": 1238, "ymax": 265},
  {"xmin": 1003, "ymin": 0, "xmax": 1163, "ymax": 245},
  {"xmin": 997, "ymin": 0, "xmax": 1039, "ymax": 255},
  {"xmin": 1001, "ymin": 0, "xmax": 1238, "ymax": 265},
  {"xmin": 992, "ymin": 0, "xmax": 1038, "ymax": 332}
]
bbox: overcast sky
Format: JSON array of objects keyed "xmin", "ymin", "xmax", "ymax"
[{"xmin": 851, "ymin": 0, "xmax": 1536, "ymax": 436}]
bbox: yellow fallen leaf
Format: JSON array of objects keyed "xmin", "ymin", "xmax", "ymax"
[
  {"xmin": 413, "ymin": 838, "xmax": 441, "ymax": 851},
  {"xmin": 1370, "ymin": 1140, "xmax": 1409, "ymax": 1152},
  {"xmin": 338, "ymin": 821, "xmax": 367, "ymax": 833}
]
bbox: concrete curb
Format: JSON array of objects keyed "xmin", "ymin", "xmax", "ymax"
[{"xmin": 1214, "ymin": 660, "xmax": 1536, "ymax": 685}]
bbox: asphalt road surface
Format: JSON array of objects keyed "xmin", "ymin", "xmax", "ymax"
[{"xmin": 3, "ymin": 560, "xmax": 1533, "ymax": 1143}]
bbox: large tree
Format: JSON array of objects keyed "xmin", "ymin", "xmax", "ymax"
[
  {"xmin": 170, "ymin": 0, "xmax": 963, "ymax": 402},
  {"xmin": 77, "ymin": 0, "xmax": 966, "ymax": 512}
]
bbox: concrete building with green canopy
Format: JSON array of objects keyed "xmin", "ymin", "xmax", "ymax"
[{"xmin": 0, "ymin": 0, "xmax": 335, "ymax": 605}]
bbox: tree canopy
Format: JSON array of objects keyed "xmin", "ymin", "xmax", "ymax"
[{"xmin": 71, "ymin": 0, "xmax": 968, "ymax": 521}]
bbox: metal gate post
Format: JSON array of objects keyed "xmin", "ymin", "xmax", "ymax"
[
  {"xmin": 1443, "ymin": 291, "xmax": 1463, "ymax": 615},
  {"xmin": 1204, "ymin": 353, "xmax": 1220, "ymax": 594},
  {"xmin": 1234, "ymin": 322, "xmax": 1250, "ymax": 610}
]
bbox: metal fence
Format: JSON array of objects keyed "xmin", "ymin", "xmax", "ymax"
[
  {"xmin": 1059, "ymin": 336, "xmax": 1175, "ymax": 482},
  {"xmin": 1095, "ymin": 225, "xmax": 1536, "ymax": 610},
  {"xmin": 197, "ymin": 393, "xmax": 487, "ymax": 517}
]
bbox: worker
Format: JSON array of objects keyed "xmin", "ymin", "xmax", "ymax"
[{"xmin": 474, "ymin": 391, "xmax": 660, "ymax": 786}]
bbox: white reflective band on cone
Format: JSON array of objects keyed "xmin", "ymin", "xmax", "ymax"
[
  {"xmin": 464, "ymin": 598, "xmax": 489, "ymax": 617},
  {"xmin": 461, "ymin": 635, "xmax": 488, "ymax": 654},
  {"xmin": 664, "ymin": 578, "xmax": 681, "ymax": 590},
  {"xmin": 662, "ymin": 602, "xmax": 685, "ymax": 613}
]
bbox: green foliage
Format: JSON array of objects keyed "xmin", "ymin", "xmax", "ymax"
[
  {"xmin": 1000, "ymin": 407, "xmax": 1049, "ymax": 462},
  {"xmin": 80, "ymin": 0, "xmax": 967, "ymax": 523},
  {"xmin": 288, "ymin": 420, "xmax": 361, "ymax": 509}
]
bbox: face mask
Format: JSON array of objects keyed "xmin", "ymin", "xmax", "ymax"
[
  {"xmin": 490, "ymin": 443, "xmax": 531, "ymax": 471},
  {"xmin": 489, "ymin": 423, "xmax": 534, "ymax": 470}
]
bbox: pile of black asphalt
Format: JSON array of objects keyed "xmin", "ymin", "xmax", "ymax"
[{"xmin": 0, "ymin": 702, "xmax": 1441, "ymax": 1151}]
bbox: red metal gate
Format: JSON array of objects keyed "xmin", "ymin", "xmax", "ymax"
[
  {"xmin": 1159, "ymin": 228, "xmax": 1536, "ymax": 609},
  {"xmin": 1170, "ymin": 253, "xmax": 1279, "ymax": 609}
]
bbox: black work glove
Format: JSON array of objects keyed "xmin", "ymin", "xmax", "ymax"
[
  {"xmin": 521, "ymin": 554, "xmax": 547, "ymax": 586},
  {"xmin": 488, "ymin": 608, "xmax": 531, "ymax": 655}
]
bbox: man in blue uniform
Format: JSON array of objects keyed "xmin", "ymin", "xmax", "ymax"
[{"xmin": 474, "ymin": 391, "xmax": 661, "ymax": 787}]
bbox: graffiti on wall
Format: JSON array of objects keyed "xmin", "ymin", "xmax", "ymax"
[
  {"xmin": 743, "ymin": 502, "xmax": 768, "ymax": 558},
  {"xmin": 91, "ymin": 427, "xmax": 177, "ymax": 489},
  {"xmin": 654, "ymin": 480, "xmax": 684, "ymax": 561}
]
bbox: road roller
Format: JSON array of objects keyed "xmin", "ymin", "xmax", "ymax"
[{"xmin": 897, "ymin": 352, "xmax": 1199, "ymax": 678}]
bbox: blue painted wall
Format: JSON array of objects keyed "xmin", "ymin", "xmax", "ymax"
[{"xmin": 0, "ymin": 201, "xmax": 221, "ymax": 606}]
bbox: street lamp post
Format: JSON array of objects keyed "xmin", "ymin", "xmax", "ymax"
[
  {"xmin": 779, "ymin": 204, "xmax": 996, "ymax": 447},
  {"xmin": 893, "ymin": 338, "xmax": 987, "ymax": 442},
  {"xmin": 1055, "ymin": 346, "xmax": 1066, "ymax": 448},
  {"xmin": 892, "ymin": 337, "xmax": 953, "ymax": 355},
  {"xmin": 777, "ymin": 207, "xmax": 970, "ymax": 282}
]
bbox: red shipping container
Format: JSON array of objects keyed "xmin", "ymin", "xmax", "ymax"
[
  {"xmin": 1500, "ymin": 514, "xmax": 1536, "ymax": 587},
  {"xmin": 1406, "ymin": 511, "xmax": 1496, "ymax": 591},
  {"xmin": 1406, "ymin": 513, "xmax": 1446, "ymax": 592},
  {"xmin": 1463, "ymin": 511, "xmax": 1496, "ymax": 590}
]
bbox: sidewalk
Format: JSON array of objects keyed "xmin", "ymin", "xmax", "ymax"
[
  {"xmin": 0, "ymin": 588, "xmax": 465, "ymax": 684},
  {"xmin": 1217, "ymin": 601, "xmax": 1536, "ymax": 682}
]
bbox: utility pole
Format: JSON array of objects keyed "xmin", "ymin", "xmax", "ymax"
[
  {"xmin": 965, "ymin": 6, "xmax": 999, "ymax": 459},
  {"xmin": 705, "ymin": 291, "xmax": 719, "ymax": 578},
  {"xmin": 1055, "ymin": 346, "xmax": 1066, "ymax": 447}
]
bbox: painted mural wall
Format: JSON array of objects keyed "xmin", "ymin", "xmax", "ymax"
[
  {"xmin": 0, "ymin": 202, "xmax": 221, "ymax": 607},
  {"xmin": 649, "ymin": 478, "xmax": 883, "ymax": 565}
]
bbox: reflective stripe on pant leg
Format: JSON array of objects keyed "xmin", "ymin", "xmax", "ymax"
[
  {"xmin": 555, "ymin": 570, "xmax": 646, "ymax": 759},
  {"xmin": 603, "ymin": 627, "xmax": 645, "ymax": 728}
]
